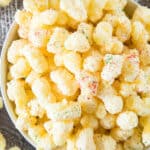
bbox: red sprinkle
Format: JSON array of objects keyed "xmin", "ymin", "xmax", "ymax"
[
  {"xmin": 126, "ymin": 54, "xmax": 139, "ymax": 63},
  {"xmin": 88, "ymin": 81, "xmax": 98, "ymax": 94}
]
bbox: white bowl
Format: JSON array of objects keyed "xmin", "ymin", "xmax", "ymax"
[
  {"xmin": 0, "ymin": 0, "xmax": 139, "ymax": 148},
  {"xmin": 0, "ymin": 22, "xmax": 36, "ymax": 148}
]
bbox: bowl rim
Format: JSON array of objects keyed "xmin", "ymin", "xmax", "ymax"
[{"xmin": 0, "ymin": 21, "xmax": 36, "ymax": 148}]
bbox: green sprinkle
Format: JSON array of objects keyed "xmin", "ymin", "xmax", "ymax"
[
  {"xmin": 81, "ymin": 30, "xmax": 88, "ymax": 40},
  {"xmin": 106, "ymin": 55, "xmax": 113, "ymax": 64}
]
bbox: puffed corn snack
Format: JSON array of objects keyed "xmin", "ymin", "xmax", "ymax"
[{"xmin": 6, "ymin": 0, "xmax": 150, "ymax": 149}]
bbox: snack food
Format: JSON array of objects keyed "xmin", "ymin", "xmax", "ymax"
[
  {"xmin": 6, "ymin": 0, "xmax": 150, "ymax": 149},
  {"xmin": 8, "ymin": 146, "xmax": 21, "ymax": 150},
  {"xmin": 0, "ymin": 133, "xmax": 6, "ymax": 150},
  {"xmin": 0, "ymin": 132, "xmax": 21, "ymax": 150},
  {"xmin": 0, "ymin": 97, "xmax": 3, "ymax": 109},
  {"xmin": 0, "ymin": 0, "xmax": 11, "ymax": 7}
]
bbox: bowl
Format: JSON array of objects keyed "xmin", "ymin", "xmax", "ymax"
[
  {"xmin": 0, "ymin": 0, "xmax": 139, "ymax": 148},
  {"xmin": 0, "ymin": 22, "xmax": 36, "ymax": 148}
]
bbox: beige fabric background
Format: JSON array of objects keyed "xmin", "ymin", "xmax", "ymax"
[{"xmin": 0, "ymin": 0, "xmax": 149, "ymax": 149}]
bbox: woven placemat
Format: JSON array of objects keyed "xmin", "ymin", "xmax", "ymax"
[{"xmin": 0, "ymin": 0, "xmax": 150, "ymax": 150}]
